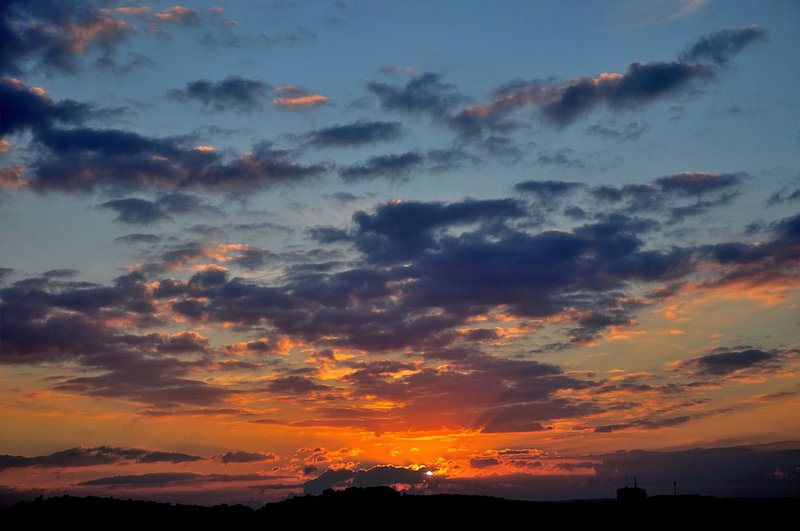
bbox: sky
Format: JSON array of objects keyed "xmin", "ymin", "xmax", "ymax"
[{"xmin": 1, "ymin": 0, "xmax": 799, "ymax": 507}]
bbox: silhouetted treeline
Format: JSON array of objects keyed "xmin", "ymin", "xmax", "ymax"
[{"xmin": 3, "ymin": 487, "xmax": 797, "ymax": 529}]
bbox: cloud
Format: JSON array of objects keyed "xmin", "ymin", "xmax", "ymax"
[
  {"xmin": 675, "ymin": 348, "xmax": 782, "ymax": 378},
  {"xmin": 101, "ymin": 198, "xmax": 167, "ymax": 224},
  {"xmin": 153, "ymin": 6, "xmax": 199, "ymax": 25},
  {"xmin": 168, "ymin": 76, "xmax": 271, "ymax": 112},
  {"xmin": 79, "ymin": 472, "xmax": 201, "ymax": 487},
  {"xmin": 4, "ymin": 188, "xmax": 796, "ymax": 425},
  {"xmin": 0, "ymin": 165, "xmax": 27, "ymax": 188},
  {"xmin": 114, "ymin": 233, "xmax": 162, "ymax": 245},
  {"xmin": 267, "ymin": 375, "xmax": 330, "ymax": 396},
  {"xmin": 593, "ymin": 415, "xmax": 693, "ymax": 433},
  {"xmin": 680, "ymin": 25, "xmax": 767, "ymax": 65},
  {"xmin": 452, "ymin": 60, "xmax": 710, "ymax": 132},
  {"xmin": 654, "ymin": 172, "xmax": 742, "ymax": 195},
  {"xmin": 272, "ymin": 85, "xmax": 330, "ymax": 110},
  {"xmin": 25, "ymin": 127, "xmax": 328, "ymax": 193},
  {"xmin": 446, "ymin": 25, "xmax": 765, "ymax": 133},
  {"xmin": 466, "ymin": 27, "xmax": 765, "ymax": 130},
  {"xmin": 303, "ymin": 465, "xmax": 427, "ymax": 495},
  {"xmin": 0, "ymin": 77, "xmax": 94, "ymax": 136},
  {"xmin": 469, "ymin": 457, "xmax": 501, "ymax": 468},
  {"xmin": 351, "ymin": 197, "xmax": 525, "ymax": 262},
  {"xmin": 425, "ymin": 147, "xmax": 482, "ymax": 171},
  {"xmin": 1, "ymin": 1, "xmax": 136, "ymax": 74},
  {"xmin": 515, "ymin": 180, "xmax": 584, "ymax": 201},
  {"xmin": 586, "ymin": 121, "xmax": 649, "ymax": 140},
  {"xmin": 220, "ymin": 451, "xmax": 278, "ymax": 464},
  {"xmin": 367, "ymin": 72, "xmax": 467, "ymax": 118},
  {"xmin": 101, "ymin": 193, "xmax": 216, "ymax": 224},
  {"xmin": 306, "ymin": 121, "xmax": 402, "ymax": 147},
  {"xmin": 0, "ymin": 446, "xmax": 203, "ymax": 472},
  {"xmin": 339, "ymin": 152, "xmax": 423, "ymax": 182},
  {"xmin": 586, "ymin": 172, "xmax": 742, "ymax": 222}
]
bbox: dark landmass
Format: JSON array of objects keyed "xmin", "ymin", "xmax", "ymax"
[{"xmin": 2, "ymin": 487, "xmax": 796, "ymax": 529}]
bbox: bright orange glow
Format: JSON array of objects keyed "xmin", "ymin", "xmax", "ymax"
[{"xmin": 272, "ymin": 94, "xmax": 330, "ymax": 109}]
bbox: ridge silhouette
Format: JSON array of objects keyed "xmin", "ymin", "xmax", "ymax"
[{"xmin": 2, "ymin": 487, "xmax": 795, "ymax": 529}]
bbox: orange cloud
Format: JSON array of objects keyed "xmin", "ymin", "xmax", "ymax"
[
  {"xmin": 0, "ymin": 165, "xmax": 28, "ymax": 188},
  {"xmin": 154, "ymin": 6, "xmax": 196, "ymax": 22},
  {"xmin": 272, "ymin": 86, "xmax": 330, "ymax": 110},
  {"xmin": 62, "ymin": 17, "xmax": 135, "ymax": 53},
  {"xmin": 111, "ymin": 6, "xmax": 152, "ymax": 17}
]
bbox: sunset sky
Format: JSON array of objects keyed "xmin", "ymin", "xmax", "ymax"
[{"xmin": 1, "ymin": 0, "xmax": 798, "ymax": 507}]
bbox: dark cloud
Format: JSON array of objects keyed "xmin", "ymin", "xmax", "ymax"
[
  {"xmin": 766, "ymin": 187, "xmax": 800, "ymax": 206},
  {"xmin": 0, "ymin": 77, "xmax": 94, "ymax": 136},
  {"xmin": 302, "ymin": 468, "xmax": 355, "ymax": 494},
  {"xmin": 167, "ymin": 76, "xmax": 271, "ymax": 112},
  {"xmin": 593, "ymin": 443, "xmax": 798, "ymax": 498},
  {"xmin": 307, "ymin": 121, "xmax": 402, "ymax": 147},
  {"xmin": 676, "ymin": 348, "xmax": 780, "ymax": 378},
  {"xmin": 4, "ymin": 193, "xmax": 796, "ymax": 425},
  {"xmin": 594, "ymin": 416, "xmax": 692, "ymax": 433},
  {"xmin": 80, "ymin": 472, "xmax": 200, "ymax": 487},
  {"xmin": 482, "ymin": 135, "xmax": 524, "ymax": 162},
  {"xmin": 0, "ymin": 267, "xmax": 15, "ymax": 281},
  {"xmin": 267, "ymin": 375, "xmax": 330, "ymax": 396},
  {"xmin": 586, "ymin": 121, "xmax": 649, "ymax": 141},
  {"xmin": 469, "ymin": 457, "xmax": 500, "ymax": 468},
  {"xmin": 351, "ymin": 198, "xmax": 525, "ymax": 263},
  {"xmin": 2, "ymin": 80, "xmax": 327, "ymax": 194},
  {"xmin": 425, "ymin": 147, "xmax": 482, "ymax": 171},
  {"xmin": 101, "ymin": 193, "xmax": 216, "ymax": 224},
  {"xmin": 303, "ymin": 465, "xmax": 427, "ymax": 495},
  {"xmin": 79, "ymin": 471, "xmax": 278, "ymax": 487},
  {"xmin": 541, "ymin": 61, "xmax": 709, "ymax": 127},
  {"xmin": 536, "ymin": 148, "xmax": 585, "ymax": 168},
  {"xmin": 680, "ymin": 26, "xmax": 767, "ymax": 65},
  {"xmin": 655, "ymin": 172, "xmax": 742, "ymax": 196},
  {"xmin": 27, "ymin": 130, "xmax": 327, "ymax": 193},
  {"xmin": 42, "ymin": 268, "xmax": 80, "ymax": 278},
  {"xmin": 339, "ymin": 152, "xmax": 423, "ymax": 182},
  {"xmin": 367, "ymin": 72, "xmax": 467, "ymax": 118},
  {"xmin": 220, "ymin": 451, "xmax": 277, "ymax": 464},
  {"xmin": 114, "ymin": 233, "xmax": 161, "ymax": 245},
  {"xmin": 515, "ymin": 180, "xmax": 583, "ymax": 200},
  {"xmin": 0, "ymin": 0, "xmax": 136, "ymax": 75},
  {"xmin": 0, "ymin": 446, "xmax": 203, "ymax": 472},
  {"xmin": 101, "ymin": 198, "xmax": 167, "ymax": 224},
  {"xmin": 586, "ymin": 173, "xmax": 742, "ymax": 223},
  {"xmin": 450, "ymin": 57, "xmax": 713, "ymax": 132},
  {"xmin": 56, "ymin": 368, "xmax": 237, "ymax": 408},
  {"xmin": 306, "ymin": 226, "xmax": 351, "ymax": 244}
]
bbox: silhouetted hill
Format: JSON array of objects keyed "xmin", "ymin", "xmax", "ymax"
[{"xmin": 3, "ymin": 488, "xmax": 796, "ymax": 529}]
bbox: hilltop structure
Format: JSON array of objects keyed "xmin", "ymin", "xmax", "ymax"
[{"xmin": 617, "ymin": 478, "xmax": 647, "ymax": 502}]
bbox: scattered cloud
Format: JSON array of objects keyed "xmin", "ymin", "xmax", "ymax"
[
  {"xmin": 306, "ymin": 121, "xmax": 403, "ymax": 147},
  {"xmin": 272, "ymin": 85, "xmax": 330, "ymax": 110},
  {"xmin": 0, "ymin": 446, "xmax": 204, "ymax": 472},
  {"xmin": 367, "ymin": 72, "xmax": 467, "ymax": 118},
  {"xmin": 680, "ymin": 25, "xmax": 767, "ymax": 65},
  {"xmin": 168, "ymin": 76, "xmax": 271, "ymax": 112},
  {"xmin": 339, "ymin": 152, "xmax": 423, "ymax": 182}
]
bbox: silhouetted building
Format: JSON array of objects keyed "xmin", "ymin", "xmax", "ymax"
[{"xmin": 617, "ymin": 478, "xmax": 647, "ymax": 502}]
